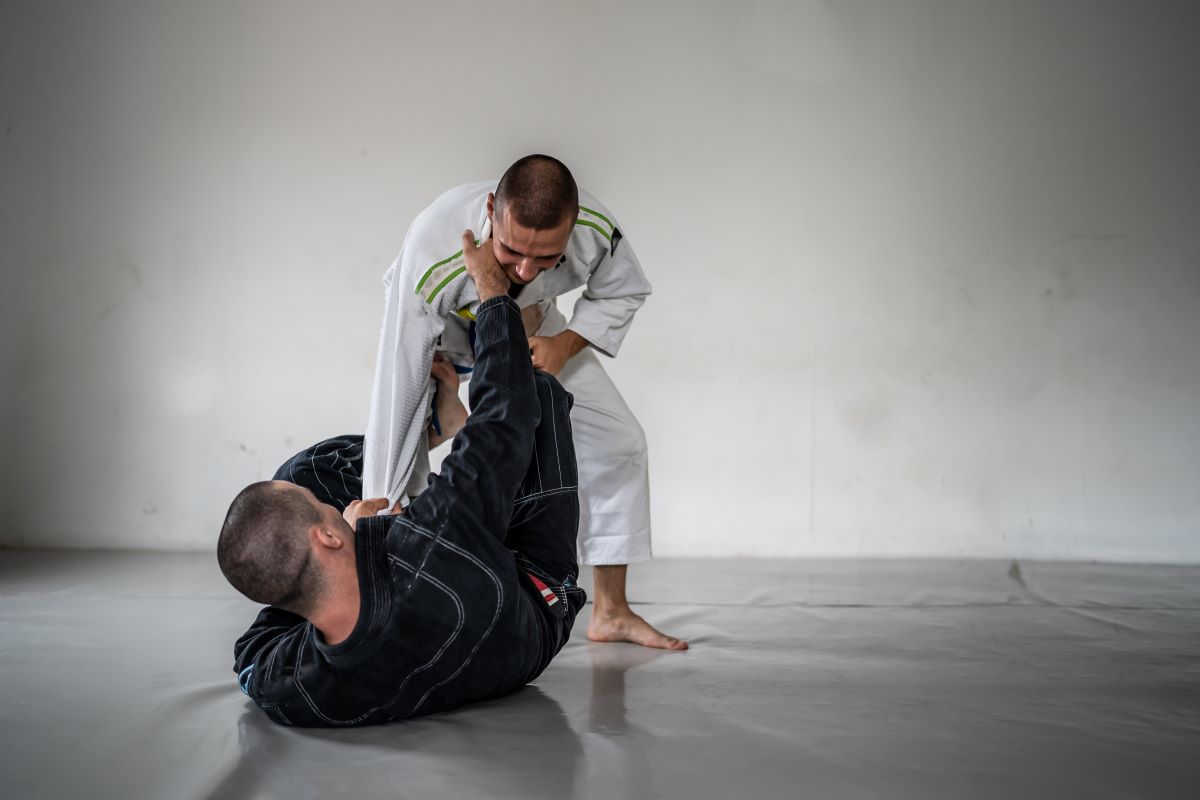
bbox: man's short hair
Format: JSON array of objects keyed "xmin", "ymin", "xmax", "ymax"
[
  {"xmin": 217, "ymin": 481, "xmax": 323, "ymax": 616},
  {"xmin": 494, "ymin": 154, "xmax": 579, "ymax": 230}
]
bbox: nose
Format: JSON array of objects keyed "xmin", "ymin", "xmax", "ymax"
[{"xmin": 516, "ymin": 259, "xmax": 539, "ymax": 281}]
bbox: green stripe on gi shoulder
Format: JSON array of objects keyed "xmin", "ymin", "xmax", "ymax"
[
  {"xmin": 415, "ymin": 240, "xmax": 480, "ymax": 304},
  {"xmin": 578, "ymin": 205, "xmax": 614, "ymax": 233}
]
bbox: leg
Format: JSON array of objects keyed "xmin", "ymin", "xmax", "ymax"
[
  {"xmin": 272, "ymin": 435, "xmax": 365, "ymax": 512},
  {"xmin": 551, "ymin": 336, "xmax": 687, "ymax": 651},
  {"xmin": 503, "ymin": 372, "xmax": 582, "ymax": 584},
  {"xmin": 588, "ymin": 563, "xmax": 684, "ymax": 650},
  {"xmin": 502, "ymin": 372, "xmax": 588, "ymax": 663}
]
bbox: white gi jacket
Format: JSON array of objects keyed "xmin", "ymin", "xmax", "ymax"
[{"xmin": 362, "ymin": 181, "xmax": 651, "ymax": 505}]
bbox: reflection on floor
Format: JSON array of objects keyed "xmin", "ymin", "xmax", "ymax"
[{"xmin": 2, "ymin": 551, "xmax": 1198, "ymax": 799}]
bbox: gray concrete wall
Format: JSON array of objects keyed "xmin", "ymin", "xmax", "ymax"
[{"xmin": 2, "ymin": 0, "xmax": 1198, "ymax": 559}]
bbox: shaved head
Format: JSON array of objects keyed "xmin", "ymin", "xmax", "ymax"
[
  {"xmin": 494, "ymin": 154, "xmax": 579, "ymax": 230},
  {"xmin": 217, "ymin": 481, "xmax": 324, "ymax": 616}
]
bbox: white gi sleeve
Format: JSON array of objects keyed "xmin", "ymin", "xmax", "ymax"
[
  {"xmin": 362, "ymin": 225, "xmax": 480, "ymax": 505},
  {"xmin": 566, "ymin": 204, "xmax": 652, "ymax": 358}
]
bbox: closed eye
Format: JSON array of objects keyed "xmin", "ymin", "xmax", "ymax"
[{"xmin": 498, "ymin": 240, "xmax": 562, "ymax": 263}]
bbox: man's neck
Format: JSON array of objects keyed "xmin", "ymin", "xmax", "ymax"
[{"xmin": 309, "ymin": 583, "xmax": 361, "ymax": 646}]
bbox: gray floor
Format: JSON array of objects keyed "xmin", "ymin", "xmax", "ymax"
[{"xmin": 2, "ymin": 552, "xmax": 1198, "ymax": 799}]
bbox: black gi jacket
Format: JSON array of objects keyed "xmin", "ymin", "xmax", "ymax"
[{"xmin": 231, "ymin": 296, "xmax": 584, "ymax": 727}]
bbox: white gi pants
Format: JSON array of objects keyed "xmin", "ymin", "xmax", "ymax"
[{"xmin": 536, "ymin": 302, "xmax": 653, "ymax": 566}]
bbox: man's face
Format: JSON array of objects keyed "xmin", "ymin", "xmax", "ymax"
[{"xmin": 487, "ymin": 194, "xmax": 573, "ymax": 285}]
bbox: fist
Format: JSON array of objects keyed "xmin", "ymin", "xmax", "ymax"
[
  {"xmin": 528, "ymin": 330, "xmax": 587, "ymax": 376},
  {"xmin": 462, "ymin": 230, "xmax": 510, "ymax": 301},
  {"xmin": 342, "ymin": 497, "xmax": 402, "ymax": 528}
]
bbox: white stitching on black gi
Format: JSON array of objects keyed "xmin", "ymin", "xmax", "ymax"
[
  {"xmin": 309, "ymin": 449, "xmax": 334, "ymax": 503},
  {"xmin": 286, "ymin": 515, "xmax": 501, "ymax": 725},
  {"xmin": 409, "ymin": 534, "xmax": 503, "ymax": 714},
  {"xmin": 332, "ymin": 441, "xmax": 354, "ymax": 498},
  {"xmin": 548, "ymin": 388, "xmax": 562, "ymax": 483},
  {"xmin": 513, "ymin": 485, "xmax": 578, "ymax": 505},
  {"xmin": 531, "ymin": 433, "xmax": 543, "ymax": 494},
  {"xmin": 289, "ymin": 554, "xmax": 465, "ymax": 727}
]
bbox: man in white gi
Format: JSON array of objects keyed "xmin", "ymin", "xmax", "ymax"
[{"xmin": 363, "ymin": 154, "xmax": 685, "ymax": 650}]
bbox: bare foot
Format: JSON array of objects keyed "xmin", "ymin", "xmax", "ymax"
[{"xmin": 587, "ymin": 610, "xmax": 688, "ymax": 650}]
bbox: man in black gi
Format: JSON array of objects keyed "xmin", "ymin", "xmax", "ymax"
[{"xmin": 217, "ymin": 232, "xmax": 585, "ymax": 727}]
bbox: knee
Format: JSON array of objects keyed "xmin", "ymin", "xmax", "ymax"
[
  {"xmin": 596, "ymin": 418, "xmax": 647, "ymax": 463},
  {"xmin": 626, "ymin": 421, "xmax": 648, "ymax": 461},
  {"xmin": 271, "ymin": 454, "xmax": 304, "ymax": 483},
  {"xmin": 534, "ymin": 370, "xmax": 574, "ymax": 413}
]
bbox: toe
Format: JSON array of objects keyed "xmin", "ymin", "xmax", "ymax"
[
  {"xmin": 652, "ymin": 634, "xmax": 689, "ymax": 651},
  {"xmin": 631, "ymin": 621, "xmax": 689, "ymax": 651}
]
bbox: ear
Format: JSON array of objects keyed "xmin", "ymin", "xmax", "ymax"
[
  {"xmin": 309, "ymin": 524, "xmax": 345, "ymax": 552},
  {"xmin": 486, "ymin": 192, "xmax": 495, "ymax": 223}
]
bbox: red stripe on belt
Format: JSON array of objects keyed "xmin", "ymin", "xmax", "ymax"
[{"xmin": 525, "ymin": 571, "xmax": 560, "ymax": 607}]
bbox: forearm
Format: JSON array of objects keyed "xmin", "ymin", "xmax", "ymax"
[
  {"xmin": 566, "ymin": 293, "xmax": 646, "ymax": 358},
  {"xmin": 556, "ymin": 329, "xmax": 589, "ymax": 359},
  {"xmin": 414, "ymin": 295, "xmax": 539, "ymax": 537},
  {"xmin": 427, "ymin": 394, "xmax": 468, "ymax": 448},
  {"xmin": 232, "ymin": 607, "xmax": 306, "ymax": 689},
  {"xmin": 464, "ymin": 296, "xmax": 538, "ymax": 442},
  {"xmin": 427, "ymin": 231, "xmax": 537, "ymax": 498}
]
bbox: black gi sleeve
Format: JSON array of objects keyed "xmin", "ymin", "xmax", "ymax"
[
  {"xmin": 409, "ymin": 294, "xmax": 539, "ymax": 543},
  {"xmin": 230, "ymin": 606, "xmax": 308, "ymax": 722}
]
